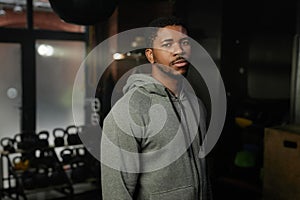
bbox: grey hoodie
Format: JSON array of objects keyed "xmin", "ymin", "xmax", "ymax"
[{"xmin": 101, "ymin": 74, "xmax": 212, "ymax": 200}]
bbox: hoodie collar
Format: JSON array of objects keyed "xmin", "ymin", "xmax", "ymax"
[
  {"xmin": 123, "ymin": 74, "xmax": 167, "ymax": 97},
  {"xmin": 123, "ymin": 73, "xmax": 189, "ymax": 101}
]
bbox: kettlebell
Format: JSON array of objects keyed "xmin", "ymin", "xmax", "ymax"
[
  {"xmin": 13, "ymin": 156, "xmax": 29, "ymax": 171},
  {"xmin": 14, "ymin": 133, "xmax": 24, "ymax": 150},
  {"xmin": 14, "ymin": 132, "xmax": 38, "ymax": 150},
  {"xmin": 0, "ymin": 137, "xmax": 16, "ymax": 153},
  {"xmin": 35, "ymin": 166, "xmax": 50, "ymax": 188},
  {"xmin": 60, "ymin": 148, "xmax": 74, "ymax": 164},
  {"xmin": 53, "ymin": 128, "xmax": 66, "ymax": 147},
  {"xmin": 71, "ymin": 161, "xmax": 88, "ymax": 183},
  {"xmin": 37, "ymin": 130, "xmax": 49, "ymax": 148},
  {"xmin": 73, "ymin": 147, "xmax": 86, "ymax": 163},
  {"xmin": 49, "ymin": 167, "xmax": 65, "ymax": 185},
  {"xmin": 31, "ymin": 149, "xmax": 44, "ymax": 168},
  {"xmin": 41, "ymin": 149, "xmax": 57, "ymax": 167},
  {"xmin": 66, "ymin": 125, "xmax": 81, "ymax": 145},
  {"xmin": 22, "ymin": 170, "xmax": 36, "ymax": 190}
]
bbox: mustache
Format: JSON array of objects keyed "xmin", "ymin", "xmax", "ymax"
[{"xmin": 170, "ymin": 57, "xmax": 189, "ymax": 65}]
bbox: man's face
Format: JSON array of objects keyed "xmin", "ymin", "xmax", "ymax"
[{"xmin": 146, "ymin": 25, "xmax": 191, "ymax": 76}]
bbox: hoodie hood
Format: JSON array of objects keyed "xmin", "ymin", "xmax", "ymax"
[{"xmin": 122, "ymin": 74, "xmax": 168, "ymax": 97}]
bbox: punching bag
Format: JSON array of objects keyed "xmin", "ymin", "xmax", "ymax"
[{"xmin": 49, "ymin": 0, "xmax": 119, "ymax": 25}]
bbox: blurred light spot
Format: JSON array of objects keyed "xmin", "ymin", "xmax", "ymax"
[
  {"xmin": 38, "ymin": 44, "xmax": 54, "ymax": 57},
  {"xmin": 113, "ymin": 53, "xmax": 125, "ymax": 60}
]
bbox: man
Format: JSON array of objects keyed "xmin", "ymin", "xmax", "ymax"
[{"xmin": 101, "ymin": 16, "xmax": 212, "ymax": 200}]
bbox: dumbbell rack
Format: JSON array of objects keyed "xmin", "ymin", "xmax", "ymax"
[{"xmin": 0, "ymin": 147, "xmax": 74, "ymax": 200}]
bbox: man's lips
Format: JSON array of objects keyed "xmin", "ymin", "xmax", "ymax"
[{"xmin": 172, "ymin": 59, "xmax": 189, "ymax": 67}]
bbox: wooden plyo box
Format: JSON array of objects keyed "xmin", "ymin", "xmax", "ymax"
[{"xmin": 263, "ymin": 125, "xmax": 300, "ymax": 200}]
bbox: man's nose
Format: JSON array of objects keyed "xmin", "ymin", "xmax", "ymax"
[{"xmin": 172, "ymin": 43, "xmax": 184, "ymax": 55}]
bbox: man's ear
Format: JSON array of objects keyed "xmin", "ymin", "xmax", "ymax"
[{"xmin": 145, "ymin": 48, "xmax": 154, "ymax": 63}]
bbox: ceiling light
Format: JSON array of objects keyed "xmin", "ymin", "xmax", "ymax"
[
  {"xmin": 0, "ymin": 5, "xmax": 5, "ymax": 15},
  {"xmin": 0, "ymin": 9, "xmax": 5, "ymax": 15},
  {"xmin": 13, "ymin": 4, "xmax": 22, "ymax": 13}
]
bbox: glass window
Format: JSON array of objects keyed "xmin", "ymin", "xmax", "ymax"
[
  {"xmin": 36, "ymin": 40, "xmax": 86, "ymax": 136},
  {"xmin": 0, "ymin": 43, "xmax": 22, "ymax": 138}
]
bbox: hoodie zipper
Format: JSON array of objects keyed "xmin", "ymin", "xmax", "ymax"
[
  {"xmin": 165, "ymin": 87, "xmax": 210, "ymax": 200},
  {"xmin": 164, "ymin": 88, "xmax": 192, "ymax": 157}
]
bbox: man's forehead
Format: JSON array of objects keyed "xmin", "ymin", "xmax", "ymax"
[{"xmin": 155, "ymin": 25, "xmax": 188, "ymax": 40}]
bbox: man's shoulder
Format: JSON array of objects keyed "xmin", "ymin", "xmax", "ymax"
[
  {"xmin": 112, "ymin": 86, "xmax": 153, "ymax": 112},
  {"xmin": 104, "ymin": 87, "xmax": 153, "ymax": 128}
]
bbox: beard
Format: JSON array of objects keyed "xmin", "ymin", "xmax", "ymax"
[{"xmin": 155, "ymin": 62, "xmax": 189, "ymax": 79}]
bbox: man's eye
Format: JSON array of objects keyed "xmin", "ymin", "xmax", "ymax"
[
  {"xmin": 162, "ymin": 43, "xmax": 171, "ymax": 47},
  {"xmin": 181, "ymin": 40, "xmax": 190, "ymax": 46}
]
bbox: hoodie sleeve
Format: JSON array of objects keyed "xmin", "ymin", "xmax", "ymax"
[
  {"xmin": 101, "ymin": 112, "xmax": 141, "ymax": 200},
  {"xmin": 101, "ymin": 88, "xmax": 150, "ymax": 200}
]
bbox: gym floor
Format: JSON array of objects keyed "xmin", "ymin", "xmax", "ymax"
[
  {"xmin": 1, "ymin": 183, "xmax": 101, "ymax": 200},
  {"xmin": 1, "ymin": 179, "xmax": 263, "ymax": 200}
]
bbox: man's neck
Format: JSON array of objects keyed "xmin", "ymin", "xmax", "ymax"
[{"xmin": 152, "ymin": 67, "xmax": 182, "ymax": 97}]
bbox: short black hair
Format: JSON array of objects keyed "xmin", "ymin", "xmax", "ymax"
[{"xmin": 145, "ymin": 16, "xmax": 188, "ymax": 48}]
